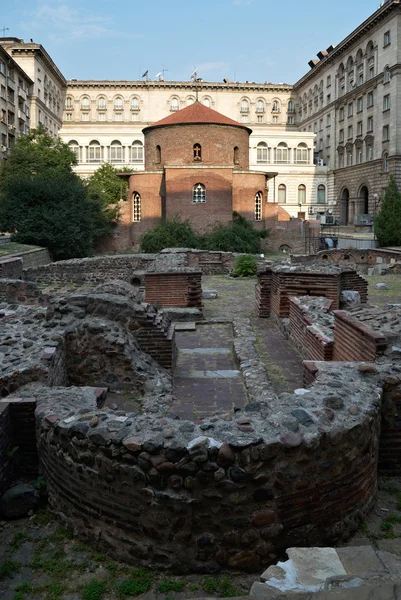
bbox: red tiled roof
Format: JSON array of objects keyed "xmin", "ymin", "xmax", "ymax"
[{"xmin": 144, "ymin": 101, "xmax": 251, "ymax": 132}]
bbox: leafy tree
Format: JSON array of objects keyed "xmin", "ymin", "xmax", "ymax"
[
  {"xmin": 86, "ymin": 163, "xmax": 130, "ymax": 226},
  {"xmin": 140, "ymin": 218, "xmax": 200, "ymax": 253},
  {"xmin": 0, "ymin": 127, "xmax": 111, "ymax": 259},
  {"xmin": 374, "ymin": 174, "xmax": 401, "ymax": 247}
]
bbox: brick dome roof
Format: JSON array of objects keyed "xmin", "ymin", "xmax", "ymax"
[{"xmin": 143, "ymin": 101, "xmax": 252, "ymax": 133}]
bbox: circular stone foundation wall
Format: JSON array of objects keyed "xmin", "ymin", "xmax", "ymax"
[{"xmin": 35, "ymin": 363, "xmax": 382, "ymax": 573}]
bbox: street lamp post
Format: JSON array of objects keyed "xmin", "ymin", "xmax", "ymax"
[{"xmin": 373, "ymin": 193, "xmax": 381, "ymax": 245}]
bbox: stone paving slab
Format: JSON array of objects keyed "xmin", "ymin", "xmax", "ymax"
[{"xmin": 172, "ymin": 376, "xmax": 246, "ymax": 419}]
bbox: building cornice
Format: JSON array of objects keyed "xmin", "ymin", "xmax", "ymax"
[
  {"xmin": 66, "ymin": 80, "xmax": 293, "ymax": 93},
  {"xmin": 293, "ymin": 0, "xmax": 401, "ymax": 89},
  {"xmin": 7, "ymin": 44, "xmax": 67, "ymax": 87}
]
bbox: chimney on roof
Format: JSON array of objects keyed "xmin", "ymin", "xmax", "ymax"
[
  {"xmin": 317, "ymin": 50, "xmax": 328, "ymax": 60},
  {"xmin": 308, "ymin": 59, "xmax": 319, "ymax": 69}
]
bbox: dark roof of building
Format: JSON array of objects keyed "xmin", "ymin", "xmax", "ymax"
[{"xmin": 143, "ymin": 101, "xmax": 252, "ymax": 133}]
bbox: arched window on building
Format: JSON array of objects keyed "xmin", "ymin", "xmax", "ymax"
[
  {"xmin": 187, "ymin": 96, "xmax": 195, "ymax": 105},
  {"xmin": 234, "ymin": 146, "xmax": 239, "ymax": 165},
  {"xmin": 257, "ymin": 142, "xmax": 268, "ymax": 163},
  {"xmin": 254, "ymin": 192, "xmax": 262, "ymax": 221},
  {"xmin": 130, "ymin": 140, "xmax": 143, "ymax": 162},
  {"xmin": 98, "ymin": 97, "xmax": 106, "ymax": 110},
  {"xmin": 193, "ymin": 143, "xmax": 202, "ymax": 161},
  {"xmin": 114, "ymin": 96, "xmax": 123, "ymax": 110},
  {"xmin": 65, "ymin": 96, "xmax": 73, "ymax": 109},
  {"xmin": 193, "ymin": 183, "xmax": 206, "ymax": 203},
  {"xmin": 383, "ymin": 152, "xmax": 389, "ymax": 172},
  {"xmin": 384, "ymin": 66, "xmax": 391, "ymax": 84},
  {"xmin": 275, "ymin": 142, "xmax": 288, "ymax": 163},
  {"xmin": 288, "ymin": 100, "xmax": 295, "ymax": 113},
  {"xmin": 110, "ymin": 140, "xmax": 123, "ymax": 163},
  {"xmin": 278, "ymin": 184, "xmax": 286, "ymax": 203},
  {"xmin": 68, "ymin": 140, "xmax": 80, "ymax": 162},
  {"xmin": 170, "ymin": 97, "xmax": 180, "ymax": 111},
  {"xmin": 272, "ymin": 100, "xmax": 280, "ymax": 113},
  {"xmin": 256, "ymin": 99, "xmax": 265, "ymax": 113},
  {"xmin": 317, "ymin": 184, "xmax": 326, "ymax": 204},
  {"xmin": 298, "ymin": 184, "xmax": 306, "ymax": 205},
  {"xmin": 296, "ymin": 143, "xmax": 308, "ymax": 163},
  {"xmin": 202, "ymin": 97, "xmax": 211, "ymax": 108},
  {"xmin": 156, "ymin": 145, "xmax": 161, "ymax": 163},
  {"xmin": 81, "ymin": 96, "xmax": 90, "ymax": 109},
  {"xmin": 88, "ymin": 140, "xmax": 102, "ymax": 163},
  {"xmin": 131, "ymin": 97, "xmax": 140, "ymax": 111},
  {"xmin": 241, "ymin": 98, "xmax": 249, "ymax": 113},
  {"xmin": 133, "ymin": 192, "xmax": 141, "ymax": 222}
]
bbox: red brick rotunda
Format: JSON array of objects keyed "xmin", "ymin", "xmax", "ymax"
[{"xmin": 117, "ymin": 102, "xmax": 276, "ymax": 249}]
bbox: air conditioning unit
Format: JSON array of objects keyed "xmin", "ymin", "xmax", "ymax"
[
  {"xmin": 1, "ymin": 145, "xmax": 7, "ymax": 152},
  {"xmin": 316, "ymin": 158, "xmax": 324, "ymax": 166},
  {"xmin": 321, "ymin": 215, "xmax": 335, "ymax": 225}
]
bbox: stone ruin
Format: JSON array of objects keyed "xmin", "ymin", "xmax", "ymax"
[{"xmin": 1, "ymin": 251, "xmax": 401, "ymax": 575}]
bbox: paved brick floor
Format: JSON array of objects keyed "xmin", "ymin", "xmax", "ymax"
[
  {"xmin": 170, "ymin": 276, "xmax": 304, "ymax": 420},
  {"xmin": 170, "ymin": 323, "xmax": 247, "ymax": 420}
]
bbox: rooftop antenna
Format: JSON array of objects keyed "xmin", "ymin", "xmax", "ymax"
[
  {"xmin": 156, "ymin": 66, "xmax": 167, "ymax": 81},
  {"xmin": 190, "ymin": 68, "xmax": 201, "ymax": 101},
  {"xmin": 1, "ymin": 27, "xmax": 9, "ymax": 38}
]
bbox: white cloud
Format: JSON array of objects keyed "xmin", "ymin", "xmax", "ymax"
[{"xmin": 20, "ymin": 1, "xmax": 140, "ymax": 42}]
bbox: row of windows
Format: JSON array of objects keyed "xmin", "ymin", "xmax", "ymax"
[
  {"xmin": 277, "ymin": 184, "xmax": 325, "ymax": 204},
  {"xmin": 132, "ymin": 187, "xmax": 265, "ymax": 222},
  {"xmin": 65, "ymin": 95, "xmax": 296, "ymax": 116},
  {"xmin": 256, "ymin": 142, "xmax": 310, "ymax": 164},
  {"xmin": 338, "ymin": 147, "xmax": 390, "ymax": 169},
  {"xmin": 68, "ymin": 139, "xmax": 143, "ymax": 163}
]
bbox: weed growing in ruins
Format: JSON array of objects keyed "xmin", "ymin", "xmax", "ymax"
[
  {"xmin": 158, "ymin": 578, "xmax": 186, "ymax": 593},
  {"xmin": 117, "ymin": 568, "xmax": 152, "ymax": 597},
  {"xmin": 232, "ymin": 254, "xmax": 258, "ymax": 277},
  {"xmin": 0, "ymin": 558, "xmax": 20, "ymax": 580},
  {"xmin": 13, "ymin": 582, "xmax": 36, "ymax": 599},
  {"xmin": 10, "ymin": 532, "xmax": 29, "ymax": 550},
  {"xmin": 202, "ymin": 576, "xmax": 241, "ymax": 597},
  {"xmin": 32, "ymin": 508, "xmax": 52, "ymax": 526},
  {"xmin": 82, "ymin": 579, "xmax": 107, "ymax": 600}
]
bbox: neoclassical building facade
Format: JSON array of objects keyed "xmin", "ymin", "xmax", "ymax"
[
  {"xmin": 294, "ymin": 0, "xmax": 401, "ymax": 224},
  {"xmin": 2, "ymin": 0, "xmax": 401, "ymax": 229}
]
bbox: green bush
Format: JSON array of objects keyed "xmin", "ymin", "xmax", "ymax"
[
  {"xmin": 232, "ymin": 254, "xmax": 258, "ymax": 277},
  {"xmin": 140, "ymin": 218, "xmax": 200, "ymax": 253},
  {"xmin": 202, "ymin": 213, "xmax": 268, "ymax": 254}
]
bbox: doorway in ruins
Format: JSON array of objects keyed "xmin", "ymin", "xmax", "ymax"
[{"xmin": 340, "ymin": 188, "xmax": 350, "ymax": 224}]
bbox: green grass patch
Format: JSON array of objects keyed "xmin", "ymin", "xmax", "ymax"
[
  {"xmin": 202, "ymin": 576, "xmax": 241, "ymax": 598},
  {"xmin": 117, "ymin": 568, "xmax": 152, "ymax": 598},
  {"xmin": 0, "ymin": 242, "xmax": 39, "ymax": 256},
  {"xmin": 0, "ymin": 558, "xmax": 20, "ymax": 581},
  {"xmin": 158, "ymin": 578, "xmax": 186, "ymax": 593},
  {"xmin": 82, "ymin": 579, "xmax": 107, "ymax": 600},
  {"xmin": 10, "ymin": 532, "xmax": 29, "ymax": 550}
]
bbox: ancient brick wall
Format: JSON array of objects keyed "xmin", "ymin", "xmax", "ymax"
[
  {"xmin": 23, "ymin": 254, "xmax": 175, "ymax": 284},
  {"xmin": 144, "ymin": 123, "xmax": 250, "ymax": 170},
  {"xmin": 333, "ymin": 311, "xmax": 387, "ymax": 362},
  {"xmin": 255, "ymin": 269, "xmax": 272, "ymax": 317},
  {"xmin": 144, "ymin": 271, "xmax": 202, "ymax": 308},
  {"xmin": 232, "ymin": 172, "xmax": 268, "ymax": 224},
  {"xmin": 36, "ymin": 394, "xmax": 379, "ymax": 573},
  {"xmin": 379, "ymin": 377, "xmax": 401, "ymax": 474},
  {"xmin": 127, "ymin": 171, "xmax": 164, "ymax": 247},
  {"xmin": 271, "ymin": 272, "xmax": 341, "ymax": 319},
  {"xmin": 186, "ymin": 251, "xmax": 234, "ymax": 274},
  {"xmin": 0, "ymin": 279, "xmax": 50, "ymax": 305},
  {"xmin": 165, "ymin": 167, "xmax": 234, "ymax": 233},
  {"xmin": 289, "ymin": 298, "xmax": 334, "ymax": 362},
  {"xmin": 0, "ymin": 403, "xmax": 13, "ymax": 495},
  {"xmin": 0, "ymin": 257, "xmax": 23, "ymax": 279},
  {"xmin": 293, "ymin": 248, "xmax": 401, "ymax": 267},
  {"xmin": 340, "ymin": 271, "xmax": 368, "ymax": 304}
]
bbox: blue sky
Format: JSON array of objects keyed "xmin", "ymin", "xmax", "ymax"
[{"xmin": 2, "ymin": 0, "xmax": 382, "ymax": 83}]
